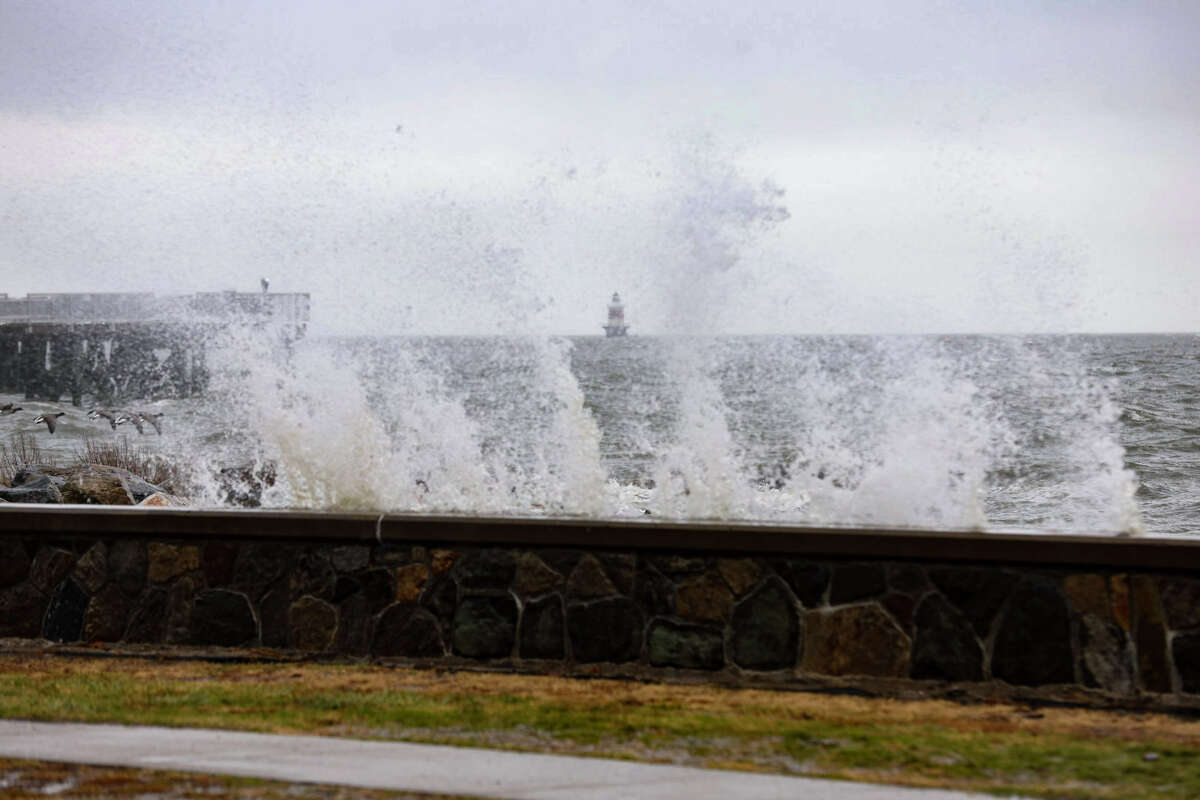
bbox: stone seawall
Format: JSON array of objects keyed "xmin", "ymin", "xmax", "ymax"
[{"xmin": 2, "ymin": 511, "xmax": 1199, "ymax": 705}]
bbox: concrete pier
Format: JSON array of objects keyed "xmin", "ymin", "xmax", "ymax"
[{"xmin": 0, "ymin": 291, "xmax": 308, "ymax": 403}]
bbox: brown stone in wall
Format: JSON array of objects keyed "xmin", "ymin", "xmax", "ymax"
[
  {"xmin": 70, "ymin": 542, "xmax": 106, "ymax": 595},
  {"xmin": 567, "ymin": 554, "xmax": 618, "ymax": 599},
  {"xmin": 1064, "ymin": 574, "xmax": 1112, "ymax": 621},
  {"xmin": 30, "ymin": 547, "xmax": 75, "ymax": 594},
  {"xmin": 82, "ymin": 583, "xmax": 134, "ymax": 642},
  {"xmin": 1131, "ymin": 576, "xmax": 1172, "ymax": 693},
  {"xmin": 718, "ymin": 558, "xmax": 762, "ymax": 596},
  {"xmin": 1110, "ymin": 574, "xmax": 1131, "ymax": 631},
  {"xmin": 395, "ymin": 564, "xmax": 430, "ymax": 603},
  {"xmin": 431, "ymin": 549, "xmax": 460, "ymax": 575},
  {"xmin": 147, "ymin": 543, "xmax": 200, "ymax": 584},
  {"xmin": 597, "ymin": 554, "xmax": 636, "ymax": 596},
  {"xmin": 675, "ymin": 572, "xmax": 734, "ymax": 623},
  {"xmin": 802, "ymin": 604, "xmax": 911, "ymax": 678},
  {"xmin": 289, "ymin": 595, "xmax": 337, "ymax": 651},
  {"xmin": 513, "ymin": 553, "xmax": 563, "ymax": 597}
]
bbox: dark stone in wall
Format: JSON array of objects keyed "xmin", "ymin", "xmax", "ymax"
[
  {"xmin": 202, "ymin": 542, "xmax": 239, "ymax": 586},
  {"xmin": 82, "ymin": 583, "xmax": 134, "ymax": 642},
  {"xmin": 567, "ymin": 597, "xmax": 642, "ymax": 664},
  {"xmin": 165, "ymin": 577, "xmax": 197, "ymax": 644},
  {"xmin": 513, "ymin": 553, "xmax": 563, "ymax": 597},
  {"xmin": 290, "ymin": 552, "xmax": 336, "ymax": 601},
  {"xmin": 328, "ymin": 545, "xmax": 370, "ymax": 573},
  {"xmin": 124, "ymin": 589, "xmax": 167, "ymax": 643},
  {"xmin": 634, "ymin": 566, "xmax": 675, "ymax": 617},
  {"xmin": 775, "ymin": 561, "xmax": 830, "ymax": 608},
  {"xmin": 359, "ymin": 568, "xmax": 399, "ymax": 614},
  {"xmin": 911, "ymin": 593, "xmax": 982, "ymax": 682},
  {"xmin": 647, "ymin": 620, "xmax": 724, "ymax": 671},
  {"xmin": 0, "ymin": 539, "xmax": 31, "ymax": 589},
  {"xmin": 882, "ymin": 593, "xmax": 917, "ymax": 635},
  {"xmin": 533, "ymin": 549, "xmax": 583, "ymax": 577},
  {"xmin": 1158, "ymin": 577, "xmax": 1200, "ymax": 631},
  {"xmin": 259, "ymin": 588, "xmax": 291, "ymax": 648},
  {"xmin": 147, "ymin": 543, "xmax": 200, "ymax": 584},
  {"xmin": 289, "ymin": 595, "xmax": 337, "ymax": 651},
  {"xmin": 1079, "ymin": 613, "xmax": 1134, "ymax": 694},
  {"xmin": 421, "ymin": 575, "xmax": 458, "ymax": 624},
  {"xmin": 189, "ymin": 589, "xmax": 258, "ymax": 647},
  {"xmin": 336, "ymin": 592, "xmax": 372, "ymax": 655},
  {"xmin": 650, "ymin": 556, "xmax": 707, "ymax": 577},
  {"xmin": 802, "ymin": 605, "xmax": 911, "ymax": 677},
  {"xmin": 30, "ymin": 547, "xmax": 75, "ymax": 594},
  {"xmin": 374, "ymin": 603, "xmax": 444, "ymax": 658},
  {"xmin": 886, "ymin": 564, "xmax": 929, "ymax": 595},
  {"xmin": 453, "ymin": 595, "xmax": 517, "ymax": 659},
  {"xmin": 597, "ymin": 554, "xmax": 636, "ymax": 596},
  {"xmin": 453, "ymin": 550, "xmax": 516, "ymax": 590},
  {"xmin": 1132, "ymin": 576, "xmax": 1172, "ymax": 693},
  {"xmin": 0, "ymin": 583, "xmax": 49, "ymax": 638},
  {"xmin": 519, "ymin": 595, "xmax": 565, "ymax": 660},
  {"xmin": 717, "ymin": 558, "xmax": 763, "ymax": 596},
  {"xmin": 730, "ymin": 577, "xmax": 799, "ymax": 671},
  {"xmin": 43, "ymin": 578, "xmax": 89, "ymax": 643},
  {"xmin": 108, "ymin": 540, "xmax": 147, "ymax": 598},
  {"xmin": 992, "ymin": 579, "xmax": 1073, "ymax": 687},
  {"xmin": 567, "ymin": 555, "xmax": 618, "ymax": 599},
  {"xmin": 929, "ymin": 567, "xmax": 1013, "ymax": 638},
  {"xmin": 830, "ymin": 564, "xmax": 887, "ymax": 605},
  {"xmin": 1173, "ymin": 633, "xmax": 1200, "ymax": 694},
  {"xmin": 233, "ymin": 543, "xmax": 291, "ymax": 600}
]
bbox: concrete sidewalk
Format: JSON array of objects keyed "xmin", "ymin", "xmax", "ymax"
[{"xmin": 0, "ymin": 719, "xmax": 1020, "ymax": 799}]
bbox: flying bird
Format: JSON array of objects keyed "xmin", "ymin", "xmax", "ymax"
[
  {"xmin": 0, "ymin": 403, "xmax": 21, "ymax": 416},
  {"xmin": 87, "ymin": 408, "xmax": 119, "ymax": 430},
  {"xmin": 115, "ymin": 412, "xmax": 145, "ymax": 434},
  {"xmin": 33, "ymin": 412, "xmax": 66, "ymax": 434}
]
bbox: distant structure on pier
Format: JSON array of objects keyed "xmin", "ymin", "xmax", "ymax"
[
  {"xmin": 603, "ymin": 292, "xmax": 628, "ymax": 338},
  {"xmin": 0, "ymin": 289, "xmax": 309, "ymax": 404}
]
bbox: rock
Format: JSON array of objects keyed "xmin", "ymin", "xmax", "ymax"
[
  {"xmin": 1132, "ymin": 576, "xmax": 1172, "ymax": 693},
  {"xmin": 289, "ymin": 552, "xmax": 336, "ymax": 600},
  {"xmin": 566, "ymin": 554, "xmax": 618, "ymax": 599},
  {"xmin": 992, "ymin": 578, "xmax": 1074, "ymax": 687},
  {"xmin": 513, "ymin": 553, "xmax": 564, "ymax": 597},
  {"xmin": 136, "ymin": 491, "xmax": 188, "ymax": 507},
  {"xmin": 886, "ymin": 564, "xmax": 930, "ymax": 595},
  {"xmin": 165, "ymin": 577, "xmax": 196, "ymax": 644},
  {"xmin": 430, "ymin": 549, "xmax": 460, "ymax": 575},
  {"xmin": 373, "ymin": 603, "xmax": 444, "ymax": 658},
  {"xmin": 1172, "ymin": 633, "xmax": 1200, "ymax": 694},
  {"xmin": 146, "ymin": 543, "xmax": 201, "ymax": 584},
  {"xmin": 453, "ymin": 595, "xmax": 517, "ymax": 659},
  {"xmin": 929, "ymin": 567, "xmax": 1013, "ymax": 638},
  {"xmin": 774, "ymin": 561, "xmax": 830, "ymax": 607},
  {"xmin": 82, "ymin": 583, "xmax": 134, "ymax": 642},
  {"xmin": 357, "ymin": 568, "xmax": 398, "ymax": 614},
  {"xmin": 731, "ymin": 577, "xmax": 800, "ymax": 671},
  {"xmin": 0, "ymin": 582, "xmax": 49, "ymax": 638},
  {"xmin": 421, "ymin": 575, "xmax": 458, "ymax": 624},
  {"xmin": 1064, "ymin": 574, "xmax": 1112, "ymax": 621},
  {"xmin": 202, "ymin": 542, "xmax": 239, "ymax": 586},
  {"xmin": 829, "ymin": 564, "xmax": 887, "ymax": 605},
  {"xmin": 30, "ymin": 547, "xmax": 75, "ymax": 594},
  {"xmin": 596, "ymin": 554, "xmax": 636, "ymax": 595},
  {"xmin": 675, "ymin": 571, "xmax": 734, "ymax": 623},
  {"xmin": 1079, "ymin": 613, "xmax": 1134, "ymax": 694},
  {"xmin": 634, "ymin": 566, "xmax": 675, "ymax": 617},
  {"xmin": 649, "ymin": 556, "xmax": 707, "ymax": 576},
  {"xmin": 567, "ymin": 597, "xmax": 642, "ymax": 664},
  {"xmin": 717, "ymin": 558, "xmax": 763, "ymax": 596},
  {"xmin": 189, "ymin": 589, "xmax": 258, "ymax": 647},
  {"xmin": 882, "ymin": 592, "xmax": 917, "ymax": 635},
  {"xmin": 232, "ymin": 542, "xmax": 291, "ymax": 599},
  {"xmin": 519, "ymin": 595, "xmax": 565, "ymax": 660},
  {"xmin": 60, "ymin": 465, "xmax": 164, "ymax": 505},
  {"xmin": 1158, "ymin": 577, "xmax": 1200, "ymax": 631},
  {"xmin": 395, "ymin": 564, "xmax": 430, "ymax": 604},
  {"xmin": 802, "ymin": 604, "xmax": 911, "ymax": 678},
  {"xmin": 10, "ymin": 468, "xmax": 67, "ymax": 489},
  {"xmin": 1111, "ymin": 574, "xmax": 1132, "ymax": 631},
  {"xmin": 0, "ymin": 540, "xmax": 31, "ymax": 589},
  {"xmin": 335, "ymin": 592, "xmax": 372, "ymax": 655},
  {"xmin": 289, "ymin": 595, "xmax": 338, "ymax": 651},
  {"xmin": 72, "ymin": 542, "xmax": 107, "ymax": 594},
  {"xmin": 647, "ymin": 620, "xmax": 724, "ymax": 671},
  {"xmin": 108, "ymin": 540, "xmax": 147, "ymax": 597},
  {"xmin": 259, "ymin": 588, "xmax": 291, "ymax": 648},
  {"xmin": 42, "ymin": 578, "xmax": 90, "ymax": 642},
  {"xmin": 911, "ymin": 594, "xmax": 983, "ymax": 682},
  {"xmin": 0, "ymin": 483, "xmax": 62, "ymax": 503}
]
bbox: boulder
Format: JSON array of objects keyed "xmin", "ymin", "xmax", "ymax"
[
  {"xmin": 0, "ymin": 472, "xmax": 63, "ymax": 503},
  {"xmin": 137, "ymin": 492, "xmax": 188, "ymax": 507},
  {"xmin": 60, "ymin": 465, "xmax": 165, "ymax": 505}
]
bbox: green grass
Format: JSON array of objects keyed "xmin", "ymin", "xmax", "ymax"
[{"xmin": 1, "ymin": 658, "xmax": 1198, "ymax": 799}]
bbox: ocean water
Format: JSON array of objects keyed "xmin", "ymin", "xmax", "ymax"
[{"xmin": 3, "ymin": 332, "xmax": 1197, "ymax": 537}]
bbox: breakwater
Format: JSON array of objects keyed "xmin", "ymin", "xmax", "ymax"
[
  {"xmin": 2, "ymin": 508, "xmax": 1198, "ymax": 707},
  {"xmin": 0, "ymin": 292, "xmax": 308, "ymax": 403}
]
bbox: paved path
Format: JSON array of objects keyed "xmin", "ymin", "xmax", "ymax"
[{"xmin": 0, "ymin": 720, "xmax": 1015, "ymax": 799}]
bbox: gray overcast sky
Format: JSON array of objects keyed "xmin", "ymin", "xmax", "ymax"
[{"xmin": 2, "ymin": 0, "xmax": 1197, "ymax": 334}]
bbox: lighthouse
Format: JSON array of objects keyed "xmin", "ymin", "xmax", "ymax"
[{"xmin": 603, "ymin": 292, "xmax": 629, "ymax": 337}]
